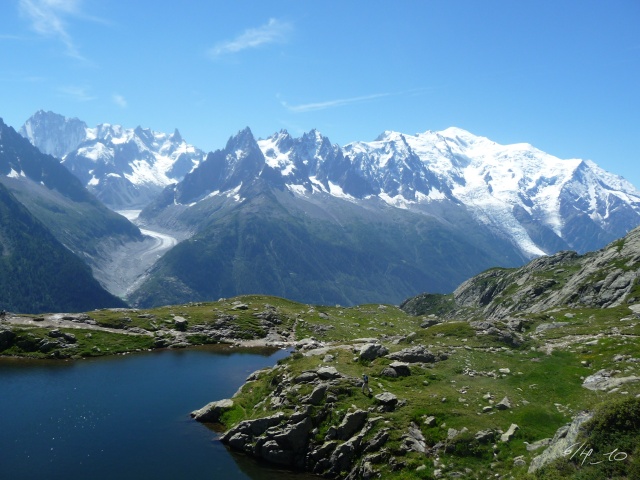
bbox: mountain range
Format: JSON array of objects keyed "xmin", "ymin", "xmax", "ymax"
[
  {"xmin": 14, "ymin": 111, "xmax": 640, "ymax": 308},
  {"xmin": 21, "ymin": 110, "xmax": 206, "ymax": 209},
  {"xmin": 131, "ymin": 126, "xmax": 640, "ymax": 307}
]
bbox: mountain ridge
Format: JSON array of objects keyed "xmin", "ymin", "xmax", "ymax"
[{"xmin": 20, "ymin": 111, "xmax": 206, "ymax": 209}]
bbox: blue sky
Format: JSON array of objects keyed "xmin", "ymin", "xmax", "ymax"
[{"xmin": 1, "ymin": 0, "xmax": 639, "ymax": 187}]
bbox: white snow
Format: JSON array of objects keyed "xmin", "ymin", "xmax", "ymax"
[
  {"xmin": 7, "ymin": 168, "xmax": 25, "ymax": 178},
  {"xmin": 258, "ymin": 135, "xmax": 296, "ymax": 176}
]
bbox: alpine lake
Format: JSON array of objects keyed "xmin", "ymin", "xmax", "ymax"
[{"xmin": 0, "ymin": 346, "xmax": 318, "ymax": 480}]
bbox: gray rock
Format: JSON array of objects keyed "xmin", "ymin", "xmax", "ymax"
[
  {"xmin": 424, "ymin": 416, "xmax": 436, "ymax": 427},
  {"xmin": 329, "ymin": 434, "xmax": 363, "ymax": 474},
  {"xmin": 359, "ymin": 343, "xmax": 389, "ymax": 361},
  {"xmin": 388, "ymin": 361, "xmax": 411, "ymax": 376},
  {"xmin": 38, "ymin": 339, "xmax": 61, "ymax": 353},
  {"xmin": 362, "ymin": 428, "xmax": 389, "ymax": 453},
  {"xmin": 227, "ymin": 432, "xmax": 251, "ymax": 451},
  {"xmin": 474, "ymin": 429, "xmax": 495, "ymax": 442},
  {"xmin": 317, "ymin": 366, "xmax": 341, "ymax": 379},
  {"xmin": 222, "ymin": 412, "xmax": 286, "ymax": 441},
  {"xmin": 310, "ymin": 440, "xmax": 338, "ymax": 462},
  {"xmin": 386, "ymin": 345, "xmax": 438, "ymax": 363},
  {"xmin": 293, "ymin": 371, "xmax": 319, "ymax": 383},
  {"xmin": 336, "ymin": 410, "xmax": 368, "ymax": 440},
  {"xmin": 402, "ymin": 422, "xmax": 427, "ymax": 453},
  {"xmin": 190, "ymin": 398, "xmax": 234, "ymax": 423},
  {"xmin": 174, "ymin": 316, "xmax": 188, "ymax": 331},
  {"xmin": 296, "ymin": 337, "xmax": 323, "ymax": 350},
  {"xmin": 48, "ymin": 329, "xmax": 77, "ymax": 343},
  {"xmin": 374, "ymin": 392, "xmax": 398, "ymax": 411},
  {"xmin": 496, "ymin": 396, "xmax": 511, "ymax": 410},
  {"xmin": 582, "ymin": 369, "xmax": 640, "ymax": 391},
  {"xmin": 271, "ymin": 416, "xmax": 313, "ymax": 451},
  {"xmin": 500, "ymin": 423, "xmax": 519, "ymax": 442},
  {"xmin": 513, "ymin": 455, "xmax": 526, "ymax": 467},
  {"xmin": 380, "ymin": 367, "xmax": 398, "ymax": 378},
  {"xmin": 260, "ymin": 439, "xmax": 293, "ymax": 465},
  {"xmin": 0, "ymin": 328, "xmax": 16, "ymax": 349},
  {"xmin": 529, "ymin": 411, "xmax": 593, "ymax": 473},
  {"xmin": 303, "ymin": 384, "xmax": 327, "ymax": 406},
  {"xmin": 420, "ymin": 318, "xmax": 441, "ymax": 328},
  {"xmin": 525, "ymin": 438, "xmax": 551, "ymax": 451}
]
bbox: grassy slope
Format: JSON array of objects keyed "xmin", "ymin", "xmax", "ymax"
[{"xmin": 1, "ymin": 295, "xmax": 638, "ymax": 478}]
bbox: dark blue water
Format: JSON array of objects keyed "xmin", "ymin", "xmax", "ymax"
[{"xmin": 0, "ymin": 347, "xmax": 314, "ymax": 480}]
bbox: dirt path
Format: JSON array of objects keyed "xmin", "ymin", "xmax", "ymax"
[{"xmin": 1, "ymin": 314, "xmax": 151, "ymax": 336}]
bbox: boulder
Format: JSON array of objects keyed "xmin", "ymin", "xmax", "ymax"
[
  {"xmin": 359, "ymin": 343, "xmax": 389, "ymax": 361},
  {"xmin": 190, "ymin": 398, "xmax": 234, "ymax": 423},
  {"xmin": 310, "ymin": 440, "xmax": 338, "ymax": 462},
  {"xmin": 500, "ymin": 423, "xmax": 519, "ymax": 442},
  {"xmin": 293, "ymin": 371, "xmax": 319, "ymax": 383},
  {"xmin": 496, "ymin": 396, "xmax": 511, "ymax": 410},
  {"xmin": 388, "ymin": 361, "xmax": 411, "ymax": 376},
  {"xmin": 174, "ymin": 316, "xmax": 188, "ymax": 331},
  {"xmin": 48, "ymin": 329, "xmax": 76, "ymax": 343},
  {"xmin": 317, "ymin": 366, "xmax": 341, "ymax": 380},
  {"xmin": 374, "ymin": 392, "xmax": 398, "ymax": 411},
  {"xmin": 380, "ymin": 367, "xmax": 398, "ymax": 378},
  {"xmin": 474, "ymin": 429, "xmax": 495, "ymax": 442},
  {"xmin": 387, "ymin": 345, "xmax": 439, "ymax": 363}
]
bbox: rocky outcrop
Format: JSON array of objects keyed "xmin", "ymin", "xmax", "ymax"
[
  {"xmin": 405, "ymin": 226, "xmax": 640, "ymax": 321},
  {"xmin": 581, "ymin": 369, "xmax": 640, "ymax": 391},
  {"xmin": 194, "ymin": 365, "xmax": 392, "ymax": 478},
  {"xmin": 190, "ymin": 398, "xmax": 234, "ymax": 423},
  {"xmin": 528, "ymin": 411, "xmax": 594, "ymax": 473}
]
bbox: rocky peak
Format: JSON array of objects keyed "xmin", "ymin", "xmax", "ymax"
[{"xmin": 19, "ymin": 110, "xmax": 87, "ymax": 159}]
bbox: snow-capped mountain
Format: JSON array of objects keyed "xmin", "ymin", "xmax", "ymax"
[
  {"xmin": 156, "ymin": 126, "xmax": 640, "ymax": 258},
  {"xmin": 21, "ymin": 111, "xmax": 206, "ymax": 209},
  {"xmin": 128, "ymin": 126, "xmax": 640, "ymax": 308},
  {"xmin": 336, "ymin": 127, "xmax": 640, "ymax": 256}
]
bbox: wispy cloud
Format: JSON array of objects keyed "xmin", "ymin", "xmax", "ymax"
[
  {"xmin": 208, "ymin": 18, "xmax": 292, "ymax": 58},
  {"xmin": 112, "ymin": 93, "xmax": 127, "ymax": 108},
  {"xmin": 279, "ymin": 93, "xmax": 393, "ymax": 113},
  {"xmin": 18, "ymin": 0, "xmax": 95, "ymax": 60},
  {"xmin": 279, "ymin": 88, "xmax": 434, "ymax": 113},
  {"xmin": 57, "ymin": 85, "xmax": 96, "ymax": 101}
]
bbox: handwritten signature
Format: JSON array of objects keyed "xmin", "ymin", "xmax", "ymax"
[{"xmin": 563, "ymin": 442, "xmax": 628, "ymax": 466}]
